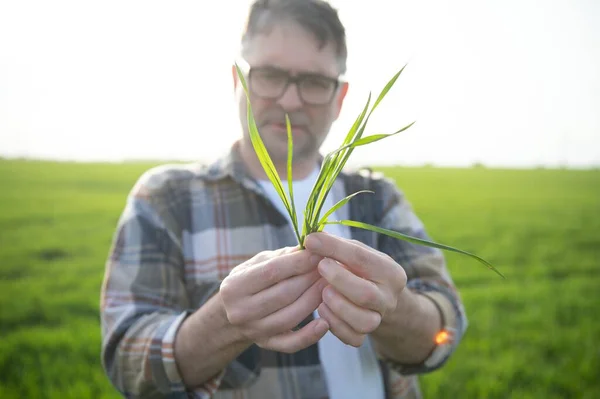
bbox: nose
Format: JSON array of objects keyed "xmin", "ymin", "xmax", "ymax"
[{"xmin": 276, "ymin": 82, "xmax": 304, "ymax": 111}]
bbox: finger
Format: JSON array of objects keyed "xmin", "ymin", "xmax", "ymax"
[
  {"xmin": 233, "ymin": 246, "xmax": 299, "ymax": 272},
  {"xmin": 304, "ymin": 233, "xmax": 390, "ymax": 282},
  {"xmin": 322, "ymin": 285, "xmax": 381, "ymax": 335},
  {"xmin": 251, "ymin": 277, "xmax": 328, "ymax": 336},
  {"xmin": 229, "ymin": 270, "xmax": 321, "ymax": 324},
  {"xmin": 348, "ymin": 238, "xmax": 386, "ymax": 254},
  {"xmin": 256, "ymin": 318, "xmax": 329, "ymax": 354},
  {"xmin": 317, "ymin": 302, "xmax": 365, "ymax": 347},
  {"xmin": 228, "ymin": 249, "xmax": 323, "ymax": 295},
  {"xmin": 318, "ymin": 257, "xmax": 386, "ymax": 315}
]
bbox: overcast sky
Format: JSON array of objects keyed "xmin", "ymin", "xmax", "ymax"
[{"xmin": 1, "ymin": 0, "xmax": 598, "ymax": 168}]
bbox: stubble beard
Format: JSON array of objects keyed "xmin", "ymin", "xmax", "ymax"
[{"xmin": 263, "ymin": 130, "xmax": 320, "ymax": 166}]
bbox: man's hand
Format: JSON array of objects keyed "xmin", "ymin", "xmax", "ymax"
[
  {"xmin": 219, "ymin": 246, "xmax": 330, "ymax": 353},
  {"xmin": 303, "ymin": 232, "xmax": 408, "ymax": 347}
]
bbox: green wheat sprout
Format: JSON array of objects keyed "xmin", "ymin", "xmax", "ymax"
[{"xmin": 235, "ymin": 63, "xmax": 504, "ymax": 278}]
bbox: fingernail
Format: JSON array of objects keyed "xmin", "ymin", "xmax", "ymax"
[
  {"xmin": 314, "ymin": 319, "xmax": 329, "ymax": 335},
  {"xmin": 306, "ymin": 234, "xmax": 321, "ymax": 250},
  {"xmin": 318, "ymin": 258, "xmax": 333, "ymax": 277},
  {"xmin": 323, "ymin": 285, "xmax": 334, "ymax": 300}
]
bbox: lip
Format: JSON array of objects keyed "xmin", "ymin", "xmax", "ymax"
[{"xmin": 268, "ymin": 123, "xmax": 306, "ymax": 134}]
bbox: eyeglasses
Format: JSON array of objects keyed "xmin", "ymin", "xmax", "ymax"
[{"xmin": 247, "ymin": 66, "xmax": 341, "ymax": 106}]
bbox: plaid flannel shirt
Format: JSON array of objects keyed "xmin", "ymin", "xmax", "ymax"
[{"xmin": 100, "ymin": 142, "xmax": 467, "ymax": 398}]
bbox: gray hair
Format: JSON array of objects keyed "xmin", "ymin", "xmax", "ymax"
[{"xmin": 241, "ymin": 0, "xmax": 348, "ymax": 75}]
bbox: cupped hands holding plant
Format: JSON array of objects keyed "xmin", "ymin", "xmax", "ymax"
[
  {"xmin": 218, "ymin": 232, "xmax": 409, "ymax": 352},
  {"xmin": 219, "ymin": 231, "xmax": 441, "ymax": 364}
]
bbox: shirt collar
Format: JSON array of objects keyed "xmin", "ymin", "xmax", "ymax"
[{"xmin": 202, "ymin": 139, "xmax": 348, "ymax": 207}]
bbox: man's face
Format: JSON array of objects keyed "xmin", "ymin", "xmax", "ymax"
[{"xmin": 233, "ymin": 21, "xmax": 348, "ymax": 165}]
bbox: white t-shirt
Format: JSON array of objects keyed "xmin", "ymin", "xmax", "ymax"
[{"xmin": 257, "ymin": 166, "xmax": 385, "ymax": 399}]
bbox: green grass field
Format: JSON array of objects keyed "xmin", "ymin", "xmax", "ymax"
[{"xmin": 0, "ymin": 159, "xmax": 598, "ymax": 398}]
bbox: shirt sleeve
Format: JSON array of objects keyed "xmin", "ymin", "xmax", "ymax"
[
  {"xmin": 372, "ymin": 175, "xmax": 469, "ymax": 375},
  {"xmin": 100, "ymin": 168, "xmax": 225, "ymax": 398}
]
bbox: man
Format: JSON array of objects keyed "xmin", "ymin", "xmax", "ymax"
[{"xmin": 100, "ymin": 0, "xmax": 467, "ymax": 398}]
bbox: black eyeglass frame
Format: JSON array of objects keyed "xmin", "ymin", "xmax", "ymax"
[{"xmin": 246, "ymin": 65, "xmax": 343, "ymax": 106}]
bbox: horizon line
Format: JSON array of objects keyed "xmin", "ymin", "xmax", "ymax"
[{"xmin": 1, "ymin": 154, "xmax": 599, "ymax": 171}]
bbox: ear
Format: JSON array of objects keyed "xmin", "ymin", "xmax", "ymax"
[{"xmin": 333, "ymin": 81, "xmax": 349, "ymax": 120}]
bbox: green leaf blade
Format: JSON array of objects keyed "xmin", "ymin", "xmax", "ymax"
[
  {"xmin": 370, "ymin": 64, "xmax": 407, "ymax": 115},
  {"xmin": 302, "ymin": 92, "xmax": 375, "ymax": 232},
  {"xmin": 317, "ymin": 190, "xmax": 374, "ymax": 227},
  {"xmin": 235, "ymin": 64, "xmax": 296, "ymax": 227},
  {"xmin": 349, "ymin": 121, "xmax": 416, "ymax": 148},
  {"xmin": 285, "ymin": 114, "xmax": 302, "ymax": 245},
  {"xmin": 342, "ymin": 92, "xmax": 372, "ymax": 146},
  {"xmin": 326, "ymin": 219, "xmax": 505, "ymax": 279}
]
